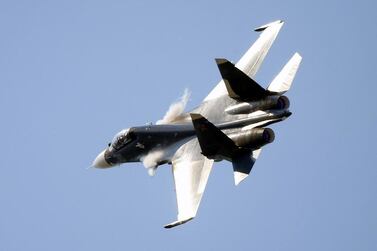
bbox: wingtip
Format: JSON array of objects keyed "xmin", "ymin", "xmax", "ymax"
[
  {"xmin": 164, "ymin": 217, "xmax": 194, "ymax": 229},
  {"xmin": 254, "ymin": 20, "xmax": 284, "ymax": 32}
]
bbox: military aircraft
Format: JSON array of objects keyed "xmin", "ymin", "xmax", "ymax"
[{"xmin": 93, "ymin": 20, "xmax": 302, "ymax": 228}]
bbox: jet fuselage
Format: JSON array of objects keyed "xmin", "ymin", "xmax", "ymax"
[{"xmin": 98, "ymin": 105, "xmax": 291, "ymax": 168}]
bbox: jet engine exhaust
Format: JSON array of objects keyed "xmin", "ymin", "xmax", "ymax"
[
  {"xmin": 228, "ymin": 128, "xmax": 275, "ymax": 149},
  {"xmin": 225, "ymin": 95, "xmax": 290, "ymax": 115}
]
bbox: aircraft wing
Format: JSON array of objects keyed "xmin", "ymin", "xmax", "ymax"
[
  {"xmin": 204, "ymin": 20, "xmax": 284, "ymax": 101},
  {"xmin": 164, "ymin": 139, "xmax": 214, "ymax": 228}
]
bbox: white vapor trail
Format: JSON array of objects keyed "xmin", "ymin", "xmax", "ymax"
[
  {"xmin": 156, "ymin": 88, "xmax": 190, "ymax": 125},
  {"xmin": 141, "ymin": 150, "xmax": 165, "ymax": 176}
]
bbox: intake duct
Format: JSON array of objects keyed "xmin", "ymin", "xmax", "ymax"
[
  {"xmin": 225, "ymin": 95, "xmax": 289, "ymax": 115},
  {"xmin": 228, "ymin": 128, "xmax": 275, "ymax": 150}
]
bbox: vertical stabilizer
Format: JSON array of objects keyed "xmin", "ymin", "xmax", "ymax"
[{"xmin": 204, "ymin": 20, "xmax": 284, "ymax": 101}]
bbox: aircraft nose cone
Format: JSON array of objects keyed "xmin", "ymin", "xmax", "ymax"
[{"xmin": 92, "ymin": 149, "xmax": 112, "ymax": 168}]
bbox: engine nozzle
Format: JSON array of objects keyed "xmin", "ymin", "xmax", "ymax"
[{"xmin": 228, "ymin": 128, "xmax": 275, "ymax": 150}]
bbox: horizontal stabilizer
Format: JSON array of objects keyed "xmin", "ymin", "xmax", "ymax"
[
  {"xmin": 268, "ymin": 53, "xmax": 302, "ymax": 94},
  {"xmin": 233, "ymin": 149, "xmax": 261, "ymax": 185},
  {"xmin": 215, "ymin": 59, "xmax": 268, "ymax": 101},
  {"xmin": 190, "ymin": 113, "xmax": 237, "ymax": 160},
  {"xmin": 164, "ymin": 217, "xmax": 194, "ymax": 229}
]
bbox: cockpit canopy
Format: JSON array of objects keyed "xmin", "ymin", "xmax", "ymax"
[{"xmin": 110, "ymin": 128, "xmax": 135, "ymax": 150}]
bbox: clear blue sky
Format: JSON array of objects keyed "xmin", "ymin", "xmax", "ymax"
[{"xmin": 1, "ymin": 0, "xmax": 376, "ymax": 250}]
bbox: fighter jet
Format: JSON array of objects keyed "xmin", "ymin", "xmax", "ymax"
[{"xmin": 93, "ymin": 20, "xmax": 302, "ymax": 228}]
